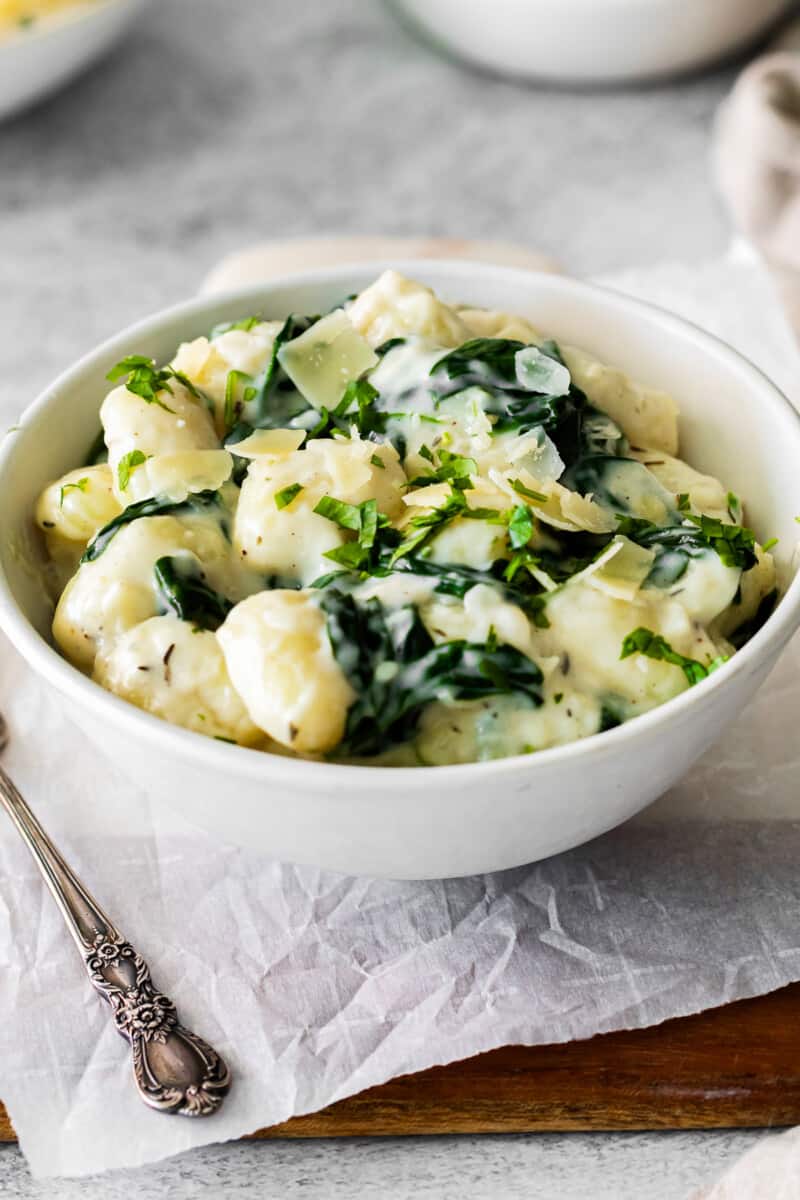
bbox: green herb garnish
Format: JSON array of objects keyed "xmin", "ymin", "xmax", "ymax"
[
  {"xmin": 510, "ymin": 478, "xmax": 547, "ymax": 503},
  {"xmin": 117, "ymin": 450, "xmax": 149, "ymax": 492},
  {"xmin": 107, "ymin": 356, "xmax": 182, "ymax": 412},
  {"xmin": 59, "ymin": 477, "xmax": 88, "ymax": 507},
  {"xmin": 620, "ymin": 627, "xmax": 727, "ymax": 685},
  {"xmin": 507, "ymin": 505, "xmax": 535, "ymax": 550},
  {"xmin": 274, "ymin": 483, "xmax": 303, "ymax": 510},
  {"xmin": 211, "ymin": 315, "xmax": 263, "ymax": 337},
  {"xmin": 224, "ymin": 370, "xmax": 256, "ymax": 434}
]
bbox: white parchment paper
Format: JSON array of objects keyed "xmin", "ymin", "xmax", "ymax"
[{"xmin": 2, "ymin": 253, "xmax": 800, "ymax": 1179}]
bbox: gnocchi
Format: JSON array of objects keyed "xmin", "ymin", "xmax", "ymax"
[{"xmin": 37, "ymin": 271, "xmax": 778, "ymax": 765}]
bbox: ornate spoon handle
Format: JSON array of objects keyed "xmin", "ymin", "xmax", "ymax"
[{"xmin": 0, "ymin": 755, "xmax": 231, "ymax": 1117}]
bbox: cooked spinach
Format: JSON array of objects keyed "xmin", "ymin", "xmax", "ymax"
[
  {"xmin": 154, "ymin": 555, "xmax": 233, "ymax": 630},
  {"xmin": 426, "ymin": 337, "xmax": 592, "ymax": 464},
  {"xmin": 84, "ymin": 428, "xmax": 108, "ymax": 466},
  {"xmin": 727, "ymin": 588, "xmax": 778, "ymax": 650},
  {"xmin": 320, "ymin": 589, "xmax": 543, "ymax": 756},
  {"xmin": 562, "ymin": 456, "xmax": 677, "ymax": 520},
  {"xmin": 81, "ymin": 490, "xmax": 225, "ymax": 563}
]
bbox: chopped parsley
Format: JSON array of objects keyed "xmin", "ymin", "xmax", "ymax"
[
  {"xmin": 117, "ymin": 450, "xmax": 149, "ymax": 491},
  {"xmin": 727, "ymin": 491, "xmax": 742, "ymax": 523},
  {"xmin": 507, "ymin": 505, "xmax": 535, "ymax": 550},
  {"xmin": 307, "ymin": 379, "xmax": 384, "ymax": 441},
  {"xmin": 274, "ymin": 483, "xmax": 303, "ymax": 510},
  {"xmin": 409, "ymin": 447, "xmax": 478, "ymax": 490},
  {"xmin": 389, "ymin": 490, "xmax": 500, "ymax": 565},
  {"xmin": 210, "ymin": 315, "xmax": 263, "ymax": 336},
  {"xmin": 107, "ymin": 356, "xmax": 182, "ymax": 412},
  {"xmin": 59, "ymin": 477, "xmax": 88, "ymax": 507},
  {"xmin": 683, "ymin": 513, "xmax": 756, "ymax": 570},
  {"xmin": 510, "ymin": 478, "xmax": 547, "ymax": 503},
  {"xmin": 616, "ymin": 512, "xmax": 757, "ymax": 580},
  {"xmin": 312, "ymin": 496, "xmax": 389, "ymax": 572},
  {"xmin": 224, "ymin": 370, "xmax": 257, "ymax": 434},
  {"xmin": 620, "ymin": 627, "xmax": 727, "ymax": 685}
]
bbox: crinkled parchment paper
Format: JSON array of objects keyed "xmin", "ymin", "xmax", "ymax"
[{"xmin": 2, "ymin": 251, "xmax": 800, "ymax": 1178}]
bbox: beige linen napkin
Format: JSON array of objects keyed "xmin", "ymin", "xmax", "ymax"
[
  {"xmin": 714, "ymin": 35, "xmax": 800, "ymax": 330},
  {"xmin": 200, "ymin": 235, "xmax": 559, "ymax": 295}
]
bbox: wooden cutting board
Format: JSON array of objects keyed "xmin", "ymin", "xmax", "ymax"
[{"xmin": 3, "ymin": 983, "xmax": 799, "ymax": 1141}]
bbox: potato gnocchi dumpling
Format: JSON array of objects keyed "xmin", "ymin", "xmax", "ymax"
[
  {"xmin": 234, "ymin": 437, "xmax": 406, "ymax": 585},
  {"xmin": 94, "ymin": 616, "xmax": 262, "ymax": 746},
  {"xmin": 38, "ymin": 271, "xmax": 780, "ymax": 765},
  {"xmin": 217, "ymin": 590, "xmax": 355, "ymax": 754},
  {"xmin": 36, "ymin": 463, "xmax": 121, "ymax": 588}
]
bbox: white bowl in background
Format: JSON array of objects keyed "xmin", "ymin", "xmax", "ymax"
[
  {"xmin": 1, "ymin": 261, "xmax": 800, "ymax": 879},
  {"xmin": 0, "ymin": 0, "xmax": 149, "ymax": 122},
  {"xmin": 389, "ymin": 0, "xmax": 793, "ymax": 84}
]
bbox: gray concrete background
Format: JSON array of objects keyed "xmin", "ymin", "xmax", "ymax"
[{"xmin": 0, "ymin": 0, "xmax": 780, "ymax": 1194}]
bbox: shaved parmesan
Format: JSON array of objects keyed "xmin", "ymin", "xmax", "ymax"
[{"xmin": 277, "ymin": 309, "xmax": 378, "ymax": 411}]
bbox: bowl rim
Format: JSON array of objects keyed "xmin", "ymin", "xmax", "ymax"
[{"xmin": 2, "ymin": 257, "xmax": 800, "ymax": 789}]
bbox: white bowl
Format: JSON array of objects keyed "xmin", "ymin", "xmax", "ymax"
[
  {"xmin": 2, "ymin": 261, "xmax": 800, "ymax": 879},
  {"xmin": 0, "ymin": 0, "xmax": 149, "ymax": 123},
  {"xmin": 390, "ymin": 0, "xmax": 793, "ymax": 84}
]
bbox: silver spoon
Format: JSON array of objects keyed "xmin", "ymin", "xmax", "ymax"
[{"xmin": 0, "ymin": 712, "xmax": 231, "ymax": 1116}]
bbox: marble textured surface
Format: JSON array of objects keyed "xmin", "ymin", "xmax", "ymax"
[{"xmin": 0, "ymin": 0, "xmax": 780, "ymax": 1195}]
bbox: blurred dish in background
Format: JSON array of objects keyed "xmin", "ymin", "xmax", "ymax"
[
  {"xmin": 388, "ymin": 0, "xmax": 794, "ymax": 85},
  {"xmin": 201, "ymin": 236, "xmax": 561, "ymax": 295},
  {"xmin": 0, "ymin": 0, "xmax": 92, "ymax": 32},
  {"xmin": 0, "ymin": 0, "xmax": 149, "ymax": 121}
]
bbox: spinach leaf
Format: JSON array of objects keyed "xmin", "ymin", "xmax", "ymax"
[
  {"xmin": 84, "ymin": 428, "xmax": 108, "ymax": 466},
  {"xmin": 385, "ymin": 552, "xmax": 552, "ymax": 627},
  {"xmin": 428, "ymin": 337, "xmax": 587, "ymax": 456},
  {"xmin": 320, "ymin": 589, "xmax": 543, "ymax": 756},
  {"xmin": 154, "ymin": 556, "xmax": 233, "ymax": 631},
  {"xmin": 727, "ymin": 588, "xmax": 778, "ymax": 650},
  {"xmin": 563, "ymin": 455, "xmax": 677, "ymax": 519},
  {"xmin": 82, "ymin": 490, "xmax": 224, "ymax": 563},
  {"xmin": 431, "ymin": 337, "xmax": 525, "ymax": 385}
]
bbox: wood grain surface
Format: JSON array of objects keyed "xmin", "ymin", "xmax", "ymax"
[{"xmin": 2, "ymin": 983, "xmax": 799, "ymax": 1142}]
